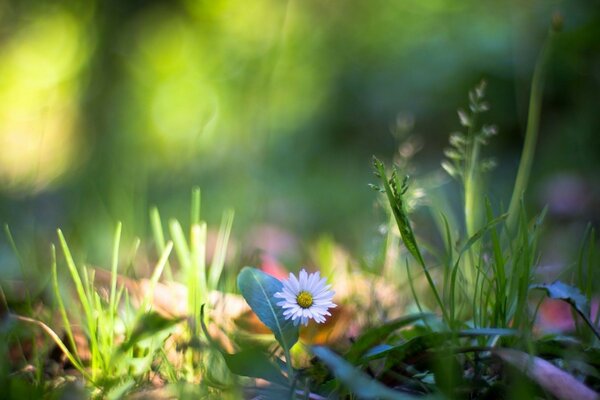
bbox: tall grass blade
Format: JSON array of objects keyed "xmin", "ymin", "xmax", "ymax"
[
  {"xmin": 209, "ymin": 209, "xmax": 234, "ymax": 289},
  {"xmin": 507, "ymin": 28, "xmax": 556, "ymax": 231},
  {"xmin": 150, "ymin": 207, "xmax": 173, "ymax": 280}
]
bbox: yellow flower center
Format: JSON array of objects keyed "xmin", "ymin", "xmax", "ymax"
[{"xmin": 296, "ymin": 291, "xmax": 313, "ymax": 309}]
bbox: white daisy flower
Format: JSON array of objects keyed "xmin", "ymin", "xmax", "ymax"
[{"xmin": 274, "ymin": 269, "xmax": 336, "ymax": 326}]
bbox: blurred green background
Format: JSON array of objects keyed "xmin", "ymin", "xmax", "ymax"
[{"xmin": 0, "ymin": 0, "xmax": 598, "ymax": 269}]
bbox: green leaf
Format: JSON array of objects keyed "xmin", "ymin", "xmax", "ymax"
[
  {"xmin": 531, "ymin": 281, "xmax": 600, "ymax": 340},
  {"xmin": 360, "ymin": 333, "xmax": 448, "ymax": 363},
  {"xmin": 457, "ymin": 213, "xmax": 507, "ymax": 256},
  {"xmin": 221, "ymin": 348, "xmax": 288, "ymax": 386},
  {"xmin": 459, "ymin": 328, "xmax": 517, "ymax": 337},
  {"xmin": 360, "ymin": 329, "xmax": 517, "ymax": 363},
  {"xmin": 530, "ymin": 281, "xmax": 589, "ymax": 316},
  {"xmin": 237, "ymin": 267, "xmax": 299, "ymax": 351},
  {"xmin": 199, "ymin": 304, "xmax": 289, "ymax": 387},
  {"xmin": 345, "ymin": 313, "xmax": 435, "ymax": 363},
  {"xmin": 312, "ymin": 346, "xmax": 435, "ymax": 399},
  {"xmin": 119, "ymin": 312, "xmax": 183, "ymax": 353}
]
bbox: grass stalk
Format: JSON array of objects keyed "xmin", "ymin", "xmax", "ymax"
[
  {"xmin": 108, "ymin": 222, "xmax": 122, "ymax": 359},
  {"xmin": 50, "ymin": 244, "xmax": 81, "ymax": 366},
  {"xmin": 150, "ymin": 207, "xmax": 173, "ymax": 281},
  {"xmin": 208, "ymin": 210, "xmax": 235, "ymax": 289},
  {"xmin": 507, "ymin": 29, "xmax": 556, "ymax": 232}
]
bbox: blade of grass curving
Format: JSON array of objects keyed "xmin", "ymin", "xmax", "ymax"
[
  {"xmin": 139, "ymin": 241, "xmax": 174, "ymax": 313},
  {"xmin": 150, "ymin": 207, "xmax": 173, "ymax": 281},
  {"xmin": 50, "ymin": 244, "xmax": 81, "ymax": 366},
  {"xmin": 440, "ymin": 212, "xmax": 454, "ymax": 296},
  {"xmin": 362, "ymin": 329, "xmax": 516, "ymax": 364},
  {"xmin": 209, "ymin": 209, "xmax": 234, "ymax": 289},
  {"xmin": 4, "ymin": 224, "xmax": 25, "ymax": 272},
  {"xmin": 485, "ymin": 199, "xmax": 506, "ymax": 326},
  {"xmin": 449, "ymin": 212, "xmax": 507, "ymax": 324},
  {"xmin": 58, "ymin": 230, "xmax": 92, "ymax": 319},
  {"xmin": 14, "ymin": 314, "xmax": 91, "ymax": 381},
  {"xmin": 57, "ymin": 229, "xmax": 99, "ymax": 376},
  {"xmin": 313, "ymin": 346, "xmax": 432, "ymax": 399},
  {"xmin": 507, "ymin": 27, "xmax": 557, "ymax": 232},
  {"xmin": 118, "ymin": 311, "xmax": 183, "ymax": 353},
  {"xmin": 169, "ymin": 219, "xmax": 191, "ymax": 272},
  {"xmin": 345, "ymin": 313, "xmax": 435, "ymax": 363},
  {"xmin": 459, "ymin": 213, "xmax": 507, "ymax": 256}
]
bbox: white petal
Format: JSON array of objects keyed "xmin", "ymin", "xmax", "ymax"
[
  {"xmin": 307, "ymin": 271, "xmax": 319, "ymax": 291},
  {"xmin": 282, "ymin": 280, "xmax": 296, "ymax": 295},
  {"xmin": 299, "ymin": 269, "xmax": 308, "ymax": 289},
  {"xmin": 312, "ymin": 291, "xmax": 334, "ymax": 301},
  {"xmin": 282, "ymin": 285, "xmax": 297, "ymax": 296},
  {"xmin": 288, "ymin": 273, "xmax": 300, "ymax": 292}
]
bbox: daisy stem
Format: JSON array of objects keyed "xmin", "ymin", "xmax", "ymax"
[{"xmin": 284, "ymin": 345, "xmax": 295, "ymax": 385}]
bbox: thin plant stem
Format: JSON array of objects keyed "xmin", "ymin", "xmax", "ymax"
[{"xmin": 507, "ymin": 29, "xmax": 556, "ymax": 232}]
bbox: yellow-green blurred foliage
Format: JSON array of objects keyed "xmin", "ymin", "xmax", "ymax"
[
  {"xmin": 0, "ymin": 8, "xmax": 88, "ymax": 192},
  {"xmin": 0, "ymin": 0, "xmax": 598, "ymax": 255}
]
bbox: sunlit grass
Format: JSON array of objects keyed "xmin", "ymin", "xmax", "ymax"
[{"xmin": 0, "ymin": 6, "xmax": 598, "ymax": 399}]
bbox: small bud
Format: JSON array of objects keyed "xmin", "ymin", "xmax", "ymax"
[
  {"xmin": 475, "ymin": 80, "xmax": 487, "ymax": 98},
  {"xmin": 478, "ymin": 101, "xmax": 490, "ymax": 112},
  {"xmin": 458, "ymin": 109, "xmax": 471, "ymax": 127},
  {"xmin": 481, "ymin": 158, "xmax": 497, "ymax": 172},
  {"xmin": 482, "ymin": 125, "xmax": 498, "ymax": 137},
  {"xmin": 469, "ymin": 90, "xmax": 477, "ymax": 105},
  {"xmin": 444, "ymin": 148, "xmax": 463, "ymax": 160},
  {"xmin": 449, "ymin": 133, "xmax": 466, "ymax": 147},
  {"xmin": 441, "ymin": 161, "xmax": 459, "ymax": 179}
]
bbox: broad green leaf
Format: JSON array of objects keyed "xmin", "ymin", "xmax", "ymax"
[
  {"xmin": 312, "ymin": 346, "xmax": 433, "ymax": 399},
  {"xmin": 531, "ymin": 281, "xmax": 600, "ymax": 340},
  {"xmin": 345, "ymin": 313, "xmax": 435, "ymax": 363},
  {"xmin": 530, "ymin": 281, "xmax": 589, "ymax": 316},
  {"xmin": 237, "ymin": 267, "xmax": 299, "ymax": 351},
  {"xmin": 221, "ymin": 348, "xmax": 288, "ymax": 386}
]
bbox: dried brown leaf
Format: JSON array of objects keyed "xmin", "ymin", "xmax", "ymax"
[{"xmin": 494, "ymin": 348, "xmax": 599, "ymax": 400}]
